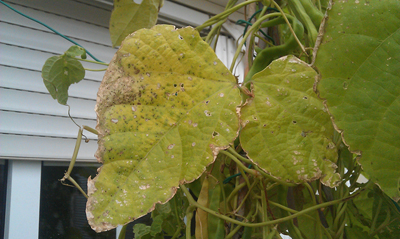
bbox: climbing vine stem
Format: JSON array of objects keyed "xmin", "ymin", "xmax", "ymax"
[{"xmin": 180, "ymin": 184, "xmax": 364, "ymax": 228}]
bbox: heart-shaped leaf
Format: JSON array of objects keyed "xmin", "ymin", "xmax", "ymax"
[
  {"xmin": 109, "ymin": 0, "xmax": 163, "ymax": 47},
  {"xmin": 86, "ymin": 25, "xmax": 241, "ymax": 231},
  {"xmin": 240, "ymin": 56, "xmax": 340, "ymax": 186},
  {"xmin": 42, "ymin": 54, "xmax": 85, "ymax": 105},
  {"xmin": 315, "ymin": 0, "xmax": 400, "ymax": 199}
]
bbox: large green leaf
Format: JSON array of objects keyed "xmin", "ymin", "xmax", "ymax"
[
  {"xmin": 240, "ymin": 56, "xmax": 340, "ymax": 186},
  {"xmin": 315, "ymin": 0, "xmax": 400, "ymax": 199},
  {"xmin": 86, "ymin": 25, "xmax": 241, "ymax": 231},
  {"xmin": 109, "ymin": 0, "xmax": 163, "ymax": 47}
]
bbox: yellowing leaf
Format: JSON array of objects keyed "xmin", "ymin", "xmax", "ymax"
[
  {"xmin": 240, "ymin": 56, "xmax": 340, "ymax": 186},
  {"xmin": 87, "ymin": 25, "xmax": 241, "ymax": 232},
  {"xmin": 109, "ymin": 0, "xmax": 163, "ymax": 47}
]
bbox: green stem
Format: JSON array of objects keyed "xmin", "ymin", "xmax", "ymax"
[
  {"xmin": 286, "ymin": 0, "xmax": 318, "ymax": 46},
  {"xmin": 304, "ymin": 183, "xmax": 322, "ymax": 238},
  {"xmin": 65, "ymin": 176, "xmax": 88, "ymax": 198},
  {"xmin": 333, "ymin": 202, "xmax": 347, "ymax": 232},
  {"xmin": 77, "ymin": 58, "xmax": 109, "ymax": 66},
  {"xmin": 230, "ymin": 12, "xmax": 283, "ymax": 72},
  {"xmin": 118, "ymin": 224, "xmax": 127, "ymax": 239},
  {"xmin": 334, "ymin": 215, "xmax": 347, "ymax": 239},
  {"xmin": 226, "ymin": 204, "xmax": 256, "ymax": 239},
  {"xmin": 82, "ymin": 125, "xmax": 98, "ymax": 135},
  {"xmin": 171, "ymin": 225, "xmax": 182, "ymax": 239},
  {"xmin": 227, "ymin": 147, "xmax": 252, "ymax": 164},
  {"xmin": 185, "ymin": 205, "xmax": 195, "ymax": 239},
  {"xmin": 220, "ymin": 150, "xmax": 257, "ymax": 176},
  {"xmin": 261, "ymin": 183, "xmax": 269, "ymax": 238},
  {"xmin": 180, "ymin": 184, "xmax": 362, "ymax": 228},
  {"xmin": 235, "ymin": 180, "xmax": 257, "ymax": 213},
  {"xmin": 370, "ymin": 209, "xmax": 392, "ymax": 237},
  {"xmin": 239, "ymin": 165, "xmax": 252, "ymax": 189},
  {"xmin": 227, "ymin": 182, "xmax": 247, "ymax": 209},
  {"xmin": 84, "ymin": 68, "xmax": 108, "ymax": 71},
  {"xmin": 196, "ymin": 0, "xmax": 260, "ymax": 31},
  {"xmin": 370, "ymin": 197, "xmax": 383, "ymax": 234},
  {"xmin": 272, "ymin": 1, "xmax": 307, "ymax": 53},
  {"xmin": 66, "ymin": 128, "xmax": 82, "ymax": 177}
]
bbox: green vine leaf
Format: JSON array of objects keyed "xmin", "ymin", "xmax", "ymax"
[
  {"xmin": 109, "ymin": 0, "xmax": 163, "ymax": 47},
  {"xmin": 41, "ymin": 47, "xmax": 85, "ymax": 105},
  {"xmin": 65, "ymin": 45, "xmax": 86, "ymax": 59},
  {"xmin": 315, "ymin": 0, "xmax": 400, "ymax": 199},
  {"xmin": 87, "ymin": 25, "xmax": 241, "ymax": 232},
  {"xmin": 240, "ymin": 56, "xmax": 340, "ymax": 186}
]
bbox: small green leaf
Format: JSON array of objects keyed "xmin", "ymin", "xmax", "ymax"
[
  {"xmin": 133, "ymin": 224, "xmax": 152, "ymax": 239},
  {"xmin": 65, "ymin": 45, "xmax": 86, "ymax": 58},
  {"xmin": 86, "ymin": 25, "xmax": 241, "ymax": 232},
  {"xmin": 150, "ymin": 214, "xmax": 164, "ymax": 236},
  {"xmin": 41, "ymin": 54, "xmax": 85, "ymax": 105},
  {"xmin": 109, "ymin": 0, "xmax": 163, "ymax": 47},
  {"xmin": 315, "ymin": 0, "xmax": 400, "ymax": 199},
  {"xmin": 240, "ymin": 56, "xmax": 340, "ymax": 186}
]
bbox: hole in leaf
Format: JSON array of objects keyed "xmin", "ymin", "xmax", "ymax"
[{"xmin": 343, "ymin": 81, "xmax": 348, "ymax": 89}]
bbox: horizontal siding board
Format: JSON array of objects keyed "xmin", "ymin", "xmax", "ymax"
[
  {"xmin": 0, "ymin": 44, "xmax": 106, "ymax": 81},
  {"xmin": 0, "ymin": 88, "xmax": 97, "ymax": 119},
  {"xmin": 160, "ymin": 1, "xmax": 209, "ymax": 27},
  {"xmin": 1, "ymin": 66, "xmax": 101, "ymax": 100},
  {"xmin": 0, "ymin": 111, "xmax": 97, "ymax": 139},
  {"xmin": 0, "ymin": 2, "xmax": 112, "ymax": 46},
  {"xmin": 6, "ymin": 0, "xmax": 112, "ymax": 27},
  {"xmin": 0, "ymin": 22, "xmax": 116, "ymax": 62},
  {"xmin": 169, "ymin": 0, "xmax": 244, "ymax": 22},
  {"xmin": 0, "ymin": 134, "xmax": 98, "ymax": 161}
]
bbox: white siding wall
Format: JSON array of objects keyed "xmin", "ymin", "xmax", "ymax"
[
  {"xmin": 0, "ymin": 0, "xmax": 244, "ymax": 238},
  {"xmin": 0, "ymin": 0, "xmax": 113, "ymax": 162}
]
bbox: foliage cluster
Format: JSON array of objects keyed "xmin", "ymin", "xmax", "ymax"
[{"xmin": 40, "ymin": 0, "xmax": 400, "ymax": 238}]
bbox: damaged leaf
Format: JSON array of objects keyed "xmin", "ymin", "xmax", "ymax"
[
  {"xmin": 87, "ymin": 25, "xmax": 241, "ymax": 232},
  {"xmin": 240, "ymin": 56, "xmax": 340, "ymax": 186}
]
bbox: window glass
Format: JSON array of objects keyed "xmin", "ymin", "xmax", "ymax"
[
  {"xmin": 0, "ymin": 159, "xmax": 8, "ymax": 238},
  {"xmin": 39, "ymin": 162, "xmax": 116, "ymax": 239}
]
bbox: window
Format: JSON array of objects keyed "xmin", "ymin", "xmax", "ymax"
[
  {"xmin": 39, "ymin": 162, "xmax": 116, "ymax": 239},
  {"xmin": 0, "ymin": 159, "xmax": 8, "ymax": 238}
]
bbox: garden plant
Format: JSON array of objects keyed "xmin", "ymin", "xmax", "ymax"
[{"xmin": 39, "ymin": 0, "xmax": 400, "ymax": 238}]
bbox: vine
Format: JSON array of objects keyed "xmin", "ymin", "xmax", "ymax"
[{"xmin": 6, "ymin": 0, "xmax": 397, "ymax": 238}]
